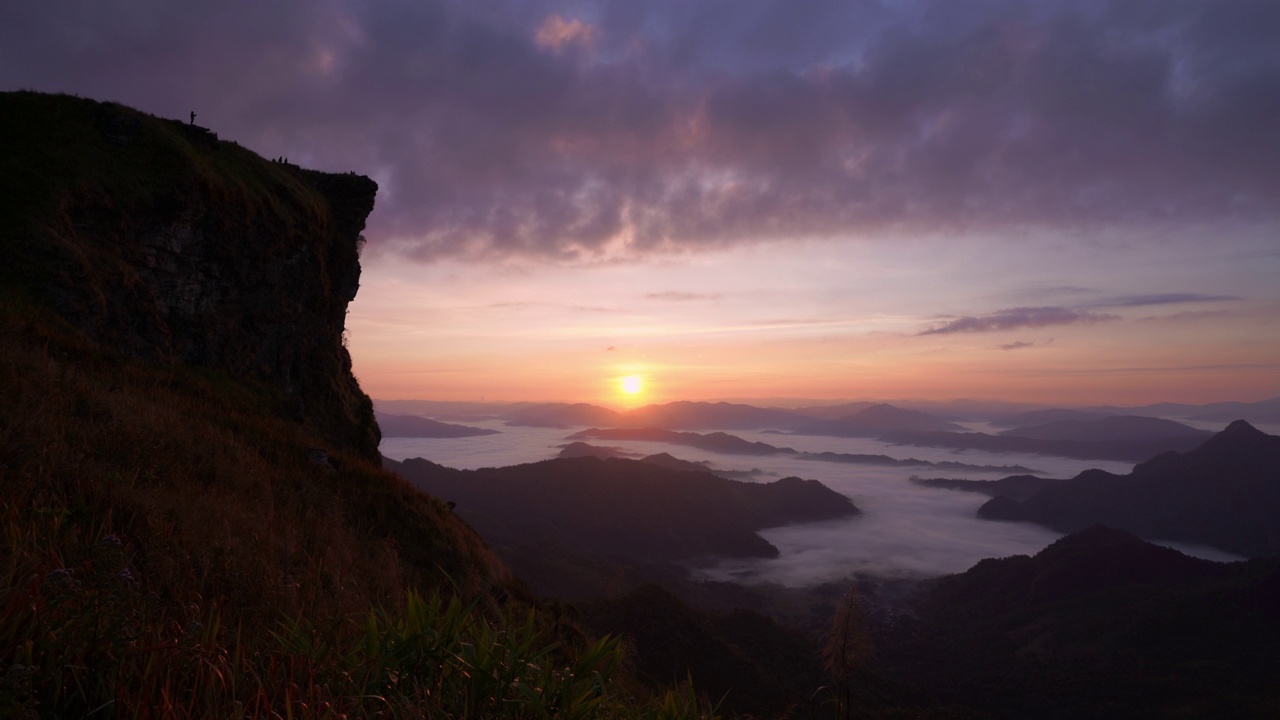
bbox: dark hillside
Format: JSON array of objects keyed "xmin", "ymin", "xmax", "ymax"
[
  {"xmin": 0, "ymin": 92, "xmax": 717, "ymax": 718},
  {"xmin": 390, "ymin": 455, "xmax": 859, "ymax": 562},
  {"xmin": 0, "ymin": 261, "xmax": 542, "ymax": 717},
  {"xmin": 579, "ymin": 584, "xmax": 827, "ymax": 718},
  {"xmin": 880, "ymin": 527, "xmax": 1280, "ymax": 718}
]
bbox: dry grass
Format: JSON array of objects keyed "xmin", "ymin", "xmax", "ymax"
[
  {"xmin": 0, "ymin": 303, "xmax": 722, "ymax": 718},
  {"xmin": 0, "ymin": 90, "xmax": 721, "ymax": 718}
]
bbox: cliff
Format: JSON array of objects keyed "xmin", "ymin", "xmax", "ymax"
[
  {"xmin": 1, "ymin": 90, "xmax": 379, "ymax": 458},
  {"xmin": 0, "ymin": 92, "xmax": 605, "ymax": 717}
]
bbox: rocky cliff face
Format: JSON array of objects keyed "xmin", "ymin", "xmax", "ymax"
[{"xmin": 1, "ymin": 91, "xmax": 380, "ymax": 458}]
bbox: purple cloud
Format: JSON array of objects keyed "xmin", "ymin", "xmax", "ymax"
[
  {"xmin": 918, "ymin": 307, "xmax": 1119, "ymax": 335},
  {"xmin": 3, "ymin": 1, "xmax": 1279, "ymax": 261},
  {"xmin": 999, "ymin": 340, "xmax": 1036, "ymax": 350},
  {"xmin": 644, "ymin": 291, "xmax": 721, "ymax": 302},
  {"xmin": 1089, "ymin": 293, "xmax": 1240, "ymax": 308},
  {"xmin": 1136, "ymin": 310, "xmax": 1236, "ymax": 323}
]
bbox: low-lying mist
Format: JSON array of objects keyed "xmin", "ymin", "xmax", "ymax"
[{"xmin": 381, "ymin": 421, "xmax": 1239, "ymax": 586}]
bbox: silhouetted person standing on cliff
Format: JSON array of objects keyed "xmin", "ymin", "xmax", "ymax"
[{"xmin": 189, "ymin": 111, "xmax": 196, "ymax": 125}]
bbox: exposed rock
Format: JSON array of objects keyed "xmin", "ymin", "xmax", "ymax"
[{"xmin": 3, "ymin": 92, "xmax": 380, "ymax": 458}]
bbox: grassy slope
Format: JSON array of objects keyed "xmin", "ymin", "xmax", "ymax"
[
  {"xmin": 0, "ymin": 92, "xmax": 323, "ymax": 296},
  {"xmin": 0, "ymin": 92, "xmax": 716, "ymax": 718}
]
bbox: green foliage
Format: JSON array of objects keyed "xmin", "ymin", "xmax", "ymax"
[
  {"xmin": 3, "ymin": 566, "xmax": 718, "ymax": 719},
  {"xmin": 266, "ymin": 591, "xmax": 717, "ymax": 719}
]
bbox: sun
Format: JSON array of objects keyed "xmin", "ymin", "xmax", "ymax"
[{"xmin": 619, "ymin": 375, "xmax": 643, "ymax": 395}]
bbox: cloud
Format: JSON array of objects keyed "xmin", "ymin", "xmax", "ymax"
[
  {"xmin": 1089, "ymin": 293, "xmax": 1239, "ymax": 308},
  {"xmin": 3, "ymin": 0, "xmax": 1279, "ymax": 261},
  {"xmin": 484, "ymin": 300, "xmax": 619, "ymax": 313},
  {"xmin": 918, "ymin": 307, "xmax": 1120, "ymax": 335},
  {"xmin": 534, "ymin": 14, "xmax": 597, "ymax": 53},
  {"xmin": 998, "ymin": 340, "xmax": 1036, "ymax": 350},
  {"xmin": 1136, "ymin": 310, "xmax": 1235, "ymax": 323},
  {"xmin": 644, "ymin": 291, "xmax": 721, "ymax": 302}
]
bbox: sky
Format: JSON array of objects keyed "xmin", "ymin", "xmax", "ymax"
[{"xmin": 4, "ymin": 1, "xmax": 1279, "ymax": 408}]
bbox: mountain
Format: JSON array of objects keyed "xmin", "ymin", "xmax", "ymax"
[
  {"xmin": 1090, "ymin": 396, "xmax": 1280, "ymax": 424},
  {"xmin": 879, "ymin": 526, "xmax": 1280, "ymax": 717},
  {"xmin": 789, "ymin": 400, "xmax": 878, "ymax": 419},
  {"xmin": 557, "ymin": 443, "xmax": 763, "ymax": 480},
  {"xmin": 504, "ymin": 401, "xmax": 622, "ymax": 428},
  {"xmin": 572, "ymin": 427, "xmax": 1040, "ymax": 473},
  {"xmin": 620, "ymin": 400, "xmax": 815, "ymax": 430},
  {"xmin": 387, "ymin": 455, "xmax": 860, "ymax": 563},
  {"xmin": 374, "ymin": 399, "xmax": 536, "ymax": 421},
  {"xmin": 881, "ymin": 427, "xmax": 1207, "ymax": 462},
  {"xmin": 836, "ymin": 403, "xmax": 966, "ymax": 433},
  {"xmin": 989, "ymin": 407, "xmax": 1115, "ymax": 428},
  {"xmin": 637, "ymin": 451, "xmax": 718, "ymax": 472},
  {"xmin": 570, "ymin": 426, "xmax": 793, "ymax": 455},
  {"xmin": 375, "ymin": 412, "xmax": 500, "ymax": 438},
  {"xmin": 979, "ymin": 421, "xmax": 1280, "ymax": 557},
  {"xmin": 638, "ymin": 452, "xmax": 763, "ymax": 480},
  {"xmin": 793, "ymin": 402, "xmax": 966, "ymax": 437},
  {"xmin": 1185, "ymin": 395, "xmax": 1280, "ymax": 423},
  {"xmin": 556, "ymin": 441, "xmax": 637, "ymax": 458},
  {"xmin": 910, "ymin": 474, "xmax": 1066, "ymax": 502},
  {"xmin": 1000, "ymin": 415, "xmax": 1211, "ymax": 442}
]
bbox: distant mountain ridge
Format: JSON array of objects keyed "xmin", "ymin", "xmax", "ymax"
[
  {"xmin": 989, "ymin": 408, "xmax": 1115, "ymax": 427},
  {"xmin": 570, "ymin": 427, "xmax": 1040, "ymax": 473},
  {"xmin": 620, "ymin": 401, "xmax": 815, "ymax": 431},
  {"xmin": 999, "ymin": 415, "xmax": 1210, "ymax": 442},
  {"xmin": 881, "ymin": 426, "xmax": 1208, "ymax": 463},
  {"xmin": 504, "ymin": 402, "xmax": 624, "ymax": 428},
  {"xmin": 379, "ymin": 396, "xmax": 1280, "ymax": 437},
  {"xmin": 1092, "ymin": 396, "xmax": 1280, "ymax": 424},
  {"xmin": 979, "ymin": 420, "xmax": 1280, "ymax": 557},
  {"xmin": 556, "ymin": 443, "xmax": 762, "ymax": 479},
  {"xmin": 375, "ymin": 412, "xmax": 500, "ymax": 438},
  {"xmin": 837, "ymin": 403, "xmax": 966, "ymax": 432}
]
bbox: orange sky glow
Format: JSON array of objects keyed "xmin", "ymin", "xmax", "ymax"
[{"xmin": 348, "ymin": 231, "xmax": 1280, "ymax": 409}]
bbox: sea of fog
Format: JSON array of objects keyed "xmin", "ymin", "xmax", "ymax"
[{"xmin": 381, "ymin": 420, "xmax": 1245, "ymax": 586}]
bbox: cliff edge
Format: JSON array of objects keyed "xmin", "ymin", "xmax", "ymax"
[{"xmin": 1, "ymin": 90, "xmax": 379, "ymax": 458}]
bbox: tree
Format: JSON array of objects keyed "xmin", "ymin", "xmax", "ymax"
[{"xmin": 822, "ymin": 586, "xmax": 872, "ymax": 720}]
